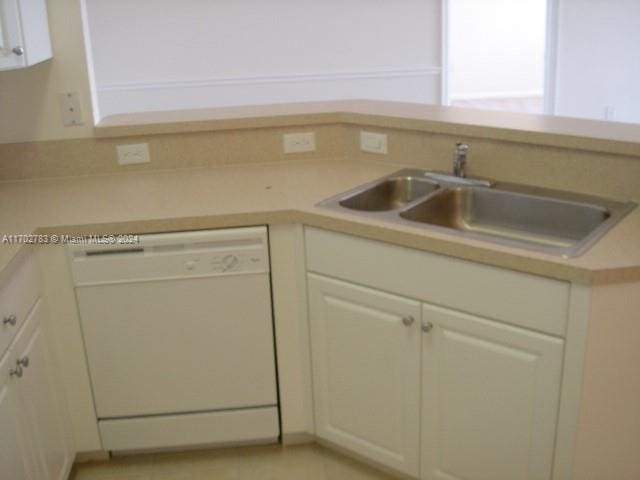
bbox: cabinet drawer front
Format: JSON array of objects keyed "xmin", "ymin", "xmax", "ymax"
[
  {"xmin": 305, "ymin": 227, "xmax": 570, "ymax": 336},
  {"xmin": 421, "ymin": 303, "xmax": 564, "ymax": 480},
  {"xmin": 0, "ymin": 254, "xmax": 40, "ymax": 358}
]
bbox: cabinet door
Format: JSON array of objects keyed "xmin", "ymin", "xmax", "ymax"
[
  {"xmin": 15, "ymin": 300, "xmax": 72, "ymax": 480},
  {"xmin": 0, "ymin": 366, "xmax": 33, "ymax": 480},
  {"xmin": 0, "ymin": 0, "xmax": 25, "ymax": 70},
  {"xmin": 308, "ymin": 274, "xmax": 421, "ymax": 476},
  {"xmin": 421, "ymin": 303, "xmax": 564, "ymax": 480}
]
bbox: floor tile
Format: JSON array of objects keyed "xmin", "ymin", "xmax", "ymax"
[
  {"xmin": 72, "ymin": 453, "xmax": 154, "ymax": 480},
  {"xmin": 152, "ymin": 448, "xmax": 240, "ymax": 480},
  {"xmin": 71, "ymin": 443, "xmax": 397, "ymax": 480}
]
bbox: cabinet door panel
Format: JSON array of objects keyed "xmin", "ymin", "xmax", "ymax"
[
  {"xmin": 0, "ymin": 377, "xmax": 32, "ymax": 480},
  {"xmin": 308, "ymin": 274, "xmax": 421, "ymax": 476},
  {"xmin": 15, "ymin": 300, "xmax": 72, "ymax": 480},
  {"xmin": 421, "ymin": 304, "xmax": 564, "ymax": 480},
  {"xmin": 0, "ymin": 0, "xmax": 24, "ymax": 69}
]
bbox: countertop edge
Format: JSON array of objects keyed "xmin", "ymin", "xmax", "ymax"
[{"xmin": 3, "ymin": 208, "xmax": 638, "ymax": 288}]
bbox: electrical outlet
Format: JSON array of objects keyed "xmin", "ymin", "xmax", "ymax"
[
  {"xmin": 117, "ymin": 143, "xmax": 151, "ymax": 165},
  {"xmin": 283, "ymin": 132, "xmax": 316, "ymax": 154},
  {"xmin": 58, "ymin": 92, "xmax": 84, "ymax": 126},
  {"xmin": 360, "ymin": 131, "xmax": 388, "ymax": 154},
  {"xmin": 605, "ymin": 106, "xmax": 616, "ymax": 121}
]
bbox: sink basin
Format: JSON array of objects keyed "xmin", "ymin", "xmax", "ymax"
[
  {"xmin": 400, "ymin": 187, "xmax": 611, "ymax": 250},
  {"xmin": 338, "ymin": 175, "xmax": 438, "ymax": 212},
  {"xmin": 317, "ymin": 168, "xmax": 635, "ymax": 257}
]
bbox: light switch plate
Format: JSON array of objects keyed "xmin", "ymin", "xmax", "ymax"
[
  {"xmin": 117, "ymin": 143, "xmax": 151, "ymax": 165},
  {"xmin": 283, "ymin": 132, "xmax": 316, "ymax": 154},
  {"xmin": 360, "ymin": 131, "xmax": 388, "ymax": 154},
  {"xmin": 605, "ymin": 106, "xmax": 616, "ymax": 120},
  {"xmin": 58, "ymin": 92, "xmax": 84, "ymax": 126}
]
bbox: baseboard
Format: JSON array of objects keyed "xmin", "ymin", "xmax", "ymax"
[
  {"xmin": 281, "ymin": 432, "xmax": 316, "ymax": 446},
  {"xmin": 74, "ymin": 450, "xmax": 110, "ymax": 463}
]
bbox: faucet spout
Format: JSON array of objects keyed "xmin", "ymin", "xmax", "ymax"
[{"xmin": 453, "ymin": 142, "xmax": 469, "ymax": 178}]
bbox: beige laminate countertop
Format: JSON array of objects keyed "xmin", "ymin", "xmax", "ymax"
[{"xmin": 1, "ymin": 158, "xmax": 639, "ymax": 286}]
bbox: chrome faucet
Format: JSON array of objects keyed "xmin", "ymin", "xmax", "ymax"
[{"xmin": 453, "ymin": 142, "xmax": 469, "ymax": 178}]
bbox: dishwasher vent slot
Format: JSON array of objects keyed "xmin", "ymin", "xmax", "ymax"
[{"xmin": 85, "ymin": 248, "xmax": 145, "ymax": 257}]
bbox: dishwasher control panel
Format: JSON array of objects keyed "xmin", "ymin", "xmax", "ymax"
[
  {"xmin": 68, "ymin": 227, "xmax": 270, "ymax": 286},
  {"xmin": 184, "ymin": 250, "xmax": 267, "ymax": 274}
]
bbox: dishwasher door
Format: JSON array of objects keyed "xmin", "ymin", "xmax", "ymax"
[{"xmin": 69, "ymin": 227, "xmax": 278, "ymax": 420}]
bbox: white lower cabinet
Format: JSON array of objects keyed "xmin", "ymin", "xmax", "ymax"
[
  {"xmin": 420, "ymin": 303, "xmax": 564, "ymax": 480},
  {"xmin": 307, "ymin": 270, "xmax": 565, "ymax": 480},
  {"xmin": 308, "ymin": 274, "xmax": 422, "ymax": 477},
  {"xmin": 14, "ymin": 299, "xmax": 72, "ymax": 480},
  {"xmin": 0, "ymin": 356, "xmax": 33, "ymax": 480},
  {"xmin": 0, "ymin": 298, "xmax": 72, "ymax": 480}
]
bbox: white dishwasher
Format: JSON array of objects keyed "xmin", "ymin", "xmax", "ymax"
[{"xmin": 68, "ymin": 227, "xmax": 279, "ymax": 452}]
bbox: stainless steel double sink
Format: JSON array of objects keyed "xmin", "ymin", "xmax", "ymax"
[{"xmin": 318, "ymin": 169, "xmax": 636, "ymax": 257}]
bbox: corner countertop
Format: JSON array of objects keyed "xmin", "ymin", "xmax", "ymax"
[{"xmin": 1, "ymin": 158, "xmax": 639, "ymax": 286}]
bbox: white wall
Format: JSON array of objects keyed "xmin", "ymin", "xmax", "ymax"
[
  {"xmin": 83, "ymin": 0, "xmax": 442, "ymax": 120},
  {"xmin": 448, "ymin": 0, "xmax": 546, "ymax": 99},
  {"xmin": 554, "ymin": 0, "xmax": 640, "ymax": 124}
]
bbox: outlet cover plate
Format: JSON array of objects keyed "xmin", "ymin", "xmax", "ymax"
[
  {"xmin": 283, "ymin": 132, "xmax": 316, "ymax": 154},
  {"xmin": 58, "ymin": 92, "xmax": 84, "ymax": 127},
  {"xmin": 117, "ymin": 143, "xmax": 151, "ymax": 165},
  {"xmin": 360, "ymin": 131, "xmax": 388, "ymax": 154}
]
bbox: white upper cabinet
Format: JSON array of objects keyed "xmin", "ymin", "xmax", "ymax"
[
  {"xmin": 0, "ymin": 0, "xmax": 52, "ymax": 71},
  {"xmin": 308, "ymin": 274, "xmax": 422, "ymax": 477}
]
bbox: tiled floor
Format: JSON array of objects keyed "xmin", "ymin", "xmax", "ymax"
[{"xmin": 70, "ymin": 443, "xmax": 397, "ymax": 480}]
